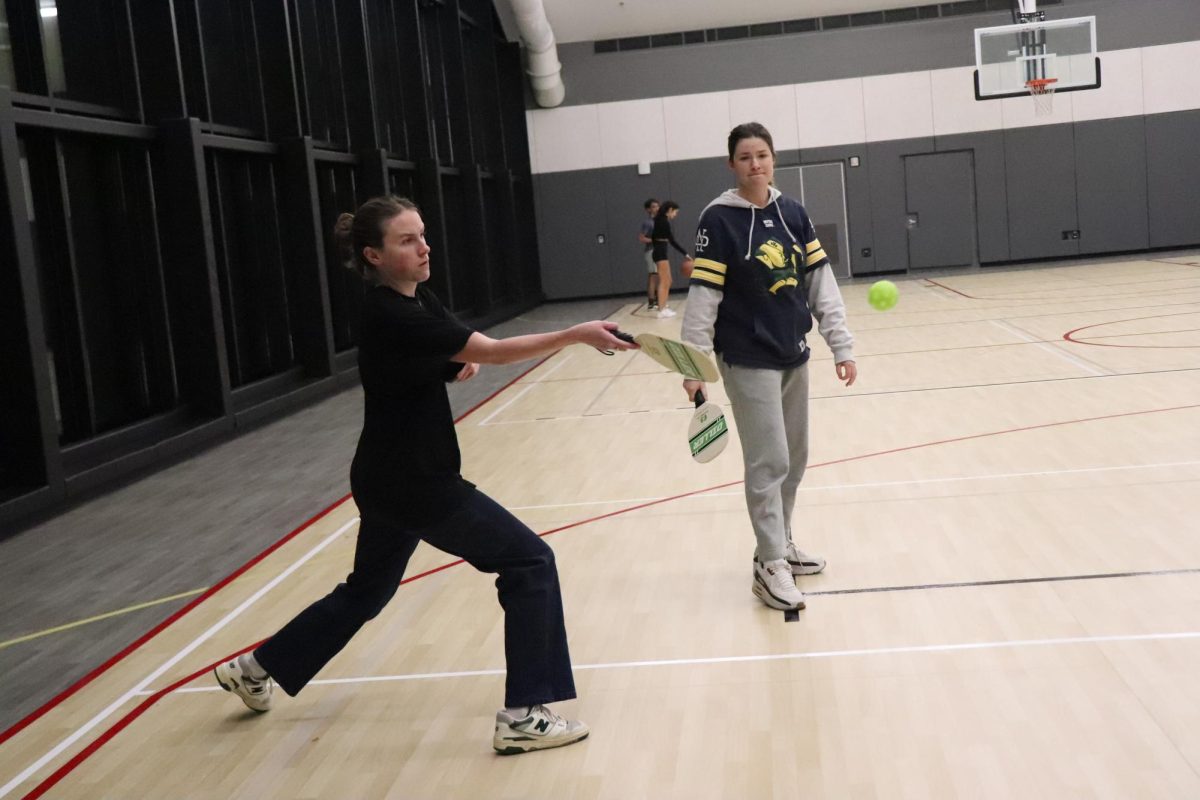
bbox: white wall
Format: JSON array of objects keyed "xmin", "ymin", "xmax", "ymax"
[{"xmin": 528, "ymin": 40, "xmax": 1200, "ymax": 174}]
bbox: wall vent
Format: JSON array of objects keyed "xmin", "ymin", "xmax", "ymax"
[{"xmin": 592, "ymin": 0, "xmax": 1062, "ymax": 54}]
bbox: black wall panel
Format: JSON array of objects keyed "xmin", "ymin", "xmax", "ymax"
[
  {"xmin": 1004, "ymin": 124, "xmax": 1079, "ymax": 261},
  {"xmin": 601, "ymin": 166, "xmax": 666, "ymax": 297},
  {"xmin": 663, "ymin": 156, "xmax": 731, "ymax": 275},
  {"xmin": 803, "ymin": 144, "xmax": 875, "ymax": 274},
  {"xmin": 0, "ymin": 0, "xmax": 543, "ymax": 531},
  {"xmin": 866, "ymin": 137, "xmax": 934, "ymax": 273},
  {"xmin": 1146, "ymin": 110, "xmax": 1200, "ymax": 249},
  {"xmin": 534, "ymin": 169, "xmax": 612, "ymax": 298},
  {"xmin": 1075, "ymin": 116, "xmax": 1149, "ymax": 255},
  {"xmin": 936, "ymin": 131, "xmax": 1009, "ymax": 264}
]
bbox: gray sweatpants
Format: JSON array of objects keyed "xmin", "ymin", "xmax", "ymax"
[{"xmin": 718, "ymin": 358, "xmax": 810, "ymax": 562}]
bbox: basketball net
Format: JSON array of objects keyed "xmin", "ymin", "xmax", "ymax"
[{"xmin": 1027, "ymin": 77, "xmax": 1057, "ymax": 117}]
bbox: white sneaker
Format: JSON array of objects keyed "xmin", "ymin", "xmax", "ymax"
[
  {"xmin": 785, "ymin": 542, "xmax": 826, "ymax": 576},
  {"xmin": 214, "ymin": 656, "xmax": 274, "ymax": 712},
  {"xmin": 752, "ymin": 557, "xmax": 806, "ymax": 610},
  {"xmin": 493, "ymin": 704, "xmax": 590, "ymax": 755},
  {"xmin": 656, "ymin": 307, "xmax": 676, "ymax": 318}
]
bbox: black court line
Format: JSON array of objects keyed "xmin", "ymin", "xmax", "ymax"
[{"xmin": 807, "ymin": 566, "xmax": 1200, "ymax": 597}]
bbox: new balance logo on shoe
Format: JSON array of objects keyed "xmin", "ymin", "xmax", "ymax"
[{"xmin": 493, "ymin": 704, "xmax": 590, "ymax": 755}]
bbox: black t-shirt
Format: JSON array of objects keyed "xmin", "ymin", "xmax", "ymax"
[{"xmin": 349, "ymin": 284, "xmax": 476, "ymax": 525}]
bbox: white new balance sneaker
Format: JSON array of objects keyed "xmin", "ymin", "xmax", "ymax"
[
  {"xmin": 214, "ymin": 656, "xmax": 274, "ymax": 713},
  {"xmin": 785, "ymin": 542, "xmax": 826, "ymax": 576},
  {"xmin": 752, "ymin": 557, "xmax": 806, "ymax": 610},
  {"xmin": 493, "ymin": 704, "xmax": 590, "ymax": 755}
]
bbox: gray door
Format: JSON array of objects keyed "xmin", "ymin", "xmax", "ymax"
[
  {"xmin": 904, "ymin": 151, "xmax": 977, "ymax": 269},
  {"xmin": 775, "ymin": 163, "xmax": 851, "ymax": 278}
]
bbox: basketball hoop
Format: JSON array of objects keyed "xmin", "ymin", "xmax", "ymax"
[{"xmin": 1026, "ymin": 77, "xmax": 1058, "ymax": 116}]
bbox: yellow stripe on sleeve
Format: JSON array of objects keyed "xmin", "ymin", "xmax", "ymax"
[
  {"xmin": 805, "ymin": 249, "xmax": 828, "ymax": 267},
  {"xmin": 692, "ymin": 265, "xmax": 725, "ymax": 287},
  {"xmin": 692, "ymin": 257, "xmax": 726, "ymax": 276}
]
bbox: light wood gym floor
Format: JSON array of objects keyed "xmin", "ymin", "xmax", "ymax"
[{"xmin": 2, "ymin": 255, "xmax": 1199, "ymax": 799}]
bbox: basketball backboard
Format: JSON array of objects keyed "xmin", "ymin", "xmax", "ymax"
[{"xmin": 974, "ymin": 15, "xmax": 1100, "ymax": 100}]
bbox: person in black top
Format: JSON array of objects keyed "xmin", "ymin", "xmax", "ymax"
[
  {"xmin": 214, "ymin": 195, "xmax": 635, "ymax": 755},
  {"xmin": 651, "ymin": 200, "xmax": 692, "ymax": 318}
]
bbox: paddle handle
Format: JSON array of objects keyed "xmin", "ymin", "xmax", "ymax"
[{"xmin": 694, "ymin": 389, "xmax": 705, "ymax": 408}]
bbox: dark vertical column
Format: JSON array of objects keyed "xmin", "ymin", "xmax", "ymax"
[
  {"xmin": 460, "ymin": 163, "xmax": 492, "ymax": 312},
  {"xmin": 441, "ymin": 0, "xmax": 476, "ymax": 168},
  {"xmin": 6, "ymin": 0, "xmax": 48, "ymax": 95},
  {"xmin": 253, "ymin": 0, "xmax": 303, "ymax": 141},
  {"xmin": 0, "ymin": 88, "xmax": 64, "ymax": 497},
  {"xmin": 358, "ymin": 148, "xmax": 389, "ymax": 199},
  {"xmin": 156, "ymin": 117, "xmax": 232, "ymax": 419},
  {"xmin": 497, "ymin": 168, "xmax": 523, "ymax": 300},
  {"xmin": 337, "ymin": 0, "xmax": 378, "ymax": 152},
  {"xmin": 128, "ymin": 0, "xmax": 188, "ymax": 123},
  {"xmin": 417, "ymin": 158, "xmax": 451, "ymax": 304},
  {"xmin": 279, "ymin": 137, "xmax": 336, "ymax": 378},
  {"xmin": 394, "ymin": 0, "xmax": 435, "ymax": 164}
]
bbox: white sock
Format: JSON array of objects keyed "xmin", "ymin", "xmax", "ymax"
[
  {"xmin": 505, "ymin": 706, "xmax": 531, "ymax": 717},
  {"xmin": 239, "ymin": 653, "xmax": 268, "ymax": 681}
]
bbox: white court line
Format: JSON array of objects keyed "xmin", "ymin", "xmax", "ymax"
[
  {"xmin": 506, "ymin": 460, "xmax": 1200, "ymax": 512},
  {"xmin": 147, "ymin": 630, "xmax": 1200, "ymax": 696},
  {"xmin": 991, "ymin": 319, "xmax": 1109, "ymax": 376},
  {"xmin": 477, "ymin": 355, "xmax": 572, "ymax": 426},
  {"xmin": 0, "ymin": 517, "xmax": 359, "ymax": 799}
]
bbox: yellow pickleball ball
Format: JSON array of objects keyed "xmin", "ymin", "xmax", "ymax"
[{"xmin": 868, "ymin": 280, "xmax": 899, "ymax": 311}]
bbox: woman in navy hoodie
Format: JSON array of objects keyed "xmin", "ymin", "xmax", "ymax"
[{"xmin": 681, "ymin": 122, "xmax": 857, "ymax": 612}]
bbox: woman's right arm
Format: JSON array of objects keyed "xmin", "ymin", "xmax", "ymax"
[{"xmin": 452, "ymin": 321, "xmax": 635, "ymax": 365}]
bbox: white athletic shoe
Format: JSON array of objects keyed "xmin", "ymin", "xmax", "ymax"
[
  {"xmin": 752, "ymin": 557, "xmax": 806, "ymax": 610},
  {"xmin": 214, "ymin": 656, "xmax": 274, "ymax": 713},
  {"xmin": 493, "ymin": 704, "xmax": 590, "ymax": 755},
  {"xmin": 785, "ymin": 542, "xmax": 826, "ymax": 576},
  {"xmin": 656, "ymin": 307, "xmax": 676, "ymax": 319}
]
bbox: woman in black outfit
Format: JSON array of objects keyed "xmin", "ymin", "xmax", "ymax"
[
  {"xmin": 214, "ymin": 195, "xmax": 635, "ymax": 755},
  {"xmin": 651, "ymin": 200, "xmax": 692, "ymax": 318}
]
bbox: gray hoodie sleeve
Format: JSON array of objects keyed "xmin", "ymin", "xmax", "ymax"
[
  {"xmin": 805, "ymin": 264, "xmax": 855, "ymax": 363},
  {"xmin": 681, "ymin": 284, "xmax": 722, "ymax": 355}
]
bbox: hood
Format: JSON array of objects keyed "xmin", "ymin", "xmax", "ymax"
[
  {"xmin": 702, "ymin": 187, "xmax": 797, "ymax": 260},
  {"xmin": 704, "ymin": 186, "xmax": 783, "ymax": 212}
]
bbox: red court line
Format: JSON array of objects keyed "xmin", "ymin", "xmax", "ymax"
[
  {"xmin": 0, "ymin": 496, "xmax": 347, "ymax": 750},
  {"xmin": 17, "ymin": 646, "xmax": 261, "ymax": 800},
  {"xmin": 18, "ymin": 400, "xmax": 1200, "ymax": 799},
  {"xmin": 0, "ymin": 352, "xmax": 555, "ymax": 751},
  {"xmin": 1063, "ymin": 312, "xmax": 1200, "ymax": 350},
  {"xmin": 923, "ymin": 278, "xmax": 977, "ymax": 299}
]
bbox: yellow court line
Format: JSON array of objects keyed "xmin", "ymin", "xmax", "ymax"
[{"xmin": 0, "ymin": 588, "xmax": 208, "ymax": 650}]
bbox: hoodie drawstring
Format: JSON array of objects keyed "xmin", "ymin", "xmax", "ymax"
[
  {"xmin": 744, "ymin": 206, "xmax": 755, "ymax": 260},
  {"xmin": 743, "ymin": 198, "xmax": 798, "ymax": 260}
]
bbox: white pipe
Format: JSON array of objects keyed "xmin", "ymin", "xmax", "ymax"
[{"xmin": 508, "ymin": 0, "xmax": 565, "ymax": 108}]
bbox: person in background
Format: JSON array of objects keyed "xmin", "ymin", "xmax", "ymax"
[
  {"xmin": 638, "ymin": 197, "xmax": 661, "ymax": 310},
  {"xmin": 651, "ymin": 200, "xmax": 691, "ymax": 318}
]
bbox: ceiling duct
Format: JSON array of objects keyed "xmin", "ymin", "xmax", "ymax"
[{"xmin": 509, "ymin": 0, "xmax": 565, "ymax": 107}]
